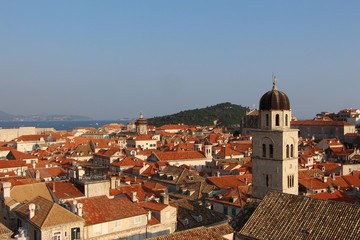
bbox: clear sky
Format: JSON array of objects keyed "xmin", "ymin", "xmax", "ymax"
[{"xmin": 1, "ymin": 1, "xmax": 359, "ymax": 120}]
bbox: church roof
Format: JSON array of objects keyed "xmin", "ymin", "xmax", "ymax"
[{"xmin": 238, "ymin": 191, "xmax": 360, "ymax": 240}]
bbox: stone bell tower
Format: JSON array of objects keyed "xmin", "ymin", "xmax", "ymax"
[
  {"xmin": 135, "ymin": 113, "xmax": 148, "ymax": 135},
  {"xmin": 252, "ymin": 76, "xmax": 298, "ymax": 199}
]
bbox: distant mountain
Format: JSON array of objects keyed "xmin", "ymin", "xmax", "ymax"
[
  {"xmin": 0, "ymin": 110, "xmax": 92, "ymax": 121},
  {"xmin": 148, "ymin": 102, "xmax": 249, "ymax": 127},
  {"xmin": 0, "ymin": 111, "xmax": 16, "ymax": 121}
]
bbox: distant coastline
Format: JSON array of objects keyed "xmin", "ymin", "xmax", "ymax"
[{"xmin": 0, "ymin": 120, "xmax": 129, "ymax": 131}]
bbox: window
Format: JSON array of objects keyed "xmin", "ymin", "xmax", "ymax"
[
  {"xmin": 266, "ymin": 114, "xmax": 269, "ymax": 126},
  {"xmin": 291, "ymin": 144, "xmax": 294, "ymax": 157},
  {"xmin": 52, "ymin": 232, "xmax": 61, "ymax": 240},
  {"xmin": 285, "ymin": 114, "xmax": 288, "ymax": 126},
  {"xmin": 134, "ymin": 216, "xmax": 141, "ymax": 224},
  {"xmin": 276, "ymin": 114, "xmax": 280, "ymax": 126},
  {"xmin": 223, "ymin": 206, "xmax": 228, "ymax": 215},
  {"xmin": 269, "ymin": 144, "xmax": 274, "ymax": 158},
  {"xmin": 286, "ymin": 145, "xmax": 290, "ymax": 158},
  {"xmin": 71, "ymin": 228, "xmax": 80, "ymax": 240},
  {"xmin": 287, "ymin": 175, "xmax": 294, "ymax": 188},
  {"xmin": 262, "ymin": 144, "xmax": 266, "ymax": 157},
  {"xmin": 231, "ymin": 208, "xmax": 237, "ymax": 217},
  {"xmin": 266, "ymin": 174, "xmax": 270, "ymax": 187}
]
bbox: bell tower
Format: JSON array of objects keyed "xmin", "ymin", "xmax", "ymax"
[
  {"xmin": 252, "ymin": 76, "xmax": 298, "ymax": 199},
  {"xmin": 135, "ymin": 113, "xmax": 148, "ymax": 135}
]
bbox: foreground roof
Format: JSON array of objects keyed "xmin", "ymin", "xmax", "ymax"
[
  {"xmin": 238, "ymin": 191, "xmax": 360, "ymax": 240},
  {"xmin": 147, "ymin": 223, "xmax": 233, "ymax": 240},
  {"xmin": 16, "ymin": 196, "xmax": 83, "ymax": 228}
]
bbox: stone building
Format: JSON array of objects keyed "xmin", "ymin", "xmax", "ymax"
[{"xmin": 251, "ymin": 78, "xmax": 299, "ymax": 199}]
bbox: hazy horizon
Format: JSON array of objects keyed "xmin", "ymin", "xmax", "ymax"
[{"xmin": 1, "ymin": 1, "xmax": 359, "ymax": 120}]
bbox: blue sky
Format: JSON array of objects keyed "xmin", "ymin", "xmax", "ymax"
[{"xmin": 1, "ymin": 1, "xmax": 359, "ymax": 120}]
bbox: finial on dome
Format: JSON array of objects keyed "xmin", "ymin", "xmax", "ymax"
[
  {"xmin": 272, "ymin": 74, "xmax": 277, "ymax": 90},
  {"xmin": 139, "ymin": 112, "xmax": 143, "ymax": 119}
]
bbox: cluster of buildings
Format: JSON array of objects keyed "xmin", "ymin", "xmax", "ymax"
[{"xmin": 0, "ymin": 80, "xmax": 359, "ymax": 240}]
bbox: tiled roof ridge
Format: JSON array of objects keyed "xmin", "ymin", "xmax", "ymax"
[{"xmin": 39, "ymin": 201, "xmax": 55, "ymax": 227}]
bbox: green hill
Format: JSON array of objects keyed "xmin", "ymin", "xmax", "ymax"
[{"xmin": 148, "ymin": 102, "xmax": 249, "ymax": 127}]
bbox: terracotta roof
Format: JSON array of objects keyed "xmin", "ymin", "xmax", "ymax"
[
  {"xmin": 207, "ymin": 175, "xmax": 250, "ymax": 189},
  {"xmin": 9, "ymin": 150, "xmax": 36, "ymax": 160},
  {"xmin": 73, "ymin": 195, "xmax": 148, "ymax": 225},
  {"xmin": 299, "ymin": 178, "xmax": 329, "ymax": 190},
  {"xmin": 140, "ymin": 200, "xmax": 168, "ymax": 211},
  {"xmin": 238, "ymin": 191, "xmax": 360, "ymax": 240},
  {"xmin": 159, "ymin": 125, "xmax": 189, "ymax": 130},
  {"xmin": 216, "ymin": 147, "xmax": 242, "ymax": 157},
  {"xmin": 16, "ymin": 196, "xmax": 83, "ymax": 228},
  {"xmin": 309, "ymin": 190, "xmax": 358, "ymax": 203},
  {"xmin": 147, "ymin": 223, "xmax": 233, "ymax": 240},
  {"xmin": 15, "ymin": 134, "xmax": 48, "ymax": 142},
  {"xmin": 291, "ymin": 119, "xmax": 354, "ymax": 126},
  {"xmin": 46, "ymin": 181, "xmax": 85, "ymax": 200},
  {"xmin": 0, "ymin": 160, "xmax": 27, "ymax": 169},
  {"xmin": 153, "ymin": 151, "xmax": 206, "ymax": 161},
  {"xmin": 207, "ymin": 185, "xmax": 250, "ymax": 207},
  {"xmin": 7, "ymin": 182, "xmax": 53, "ymax": 204}
]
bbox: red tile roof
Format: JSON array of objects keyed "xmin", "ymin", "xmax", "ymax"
[
  {"xmin": 291, "ymin": 120, "xmax": 354, "ymax": 126},
  {"xmin": 153, "ymin": 151, "xmax": 206, "ymax": 161},
  {"xmin": 73, "ymin": 195, "xmax": 148, "ymax": 225}
]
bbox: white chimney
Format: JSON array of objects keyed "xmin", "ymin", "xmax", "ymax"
[
  {"xmin": 77, "ymin": 203, "xmax": 83, "ymax": 217},
  {"xmin": 71, "ymin": 200, "xmax": 78, "ymax": 213},
  {"xmin": 160, "ymin": 192, "xmax": 169, "ymax": 205},
  {"xmin": 147, "ymin": 211, "xmax": 152, "ymax": 221},
  {"xmin": 29, "ymin": 203, "xmax": 36, "ymax": 219},
  {"xmin": 35, "ymin": 170, "xmax": 40, "ymax": 181},
  {"xmin": 2, "ymin": 182, "xmax": 11, "ymax": 198},
  {"xmin": 131, "ymin": 191, "xmax": 138, "ymax": 203},
  {"xmin": 110, "ymin": 177, "xmax": 116, "ymax": 190}
]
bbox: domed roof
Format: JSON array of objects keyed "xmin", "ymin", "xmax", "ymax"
[
  {"xmin": 135, "ymin": 113, "xmax": 148, "ymax": 125},
  {"xmin": 259, "ymin": 78, "xmax": 290, "ymax": 111}
]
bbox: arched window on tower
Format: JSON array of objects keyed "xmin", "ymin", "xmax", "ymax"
[
  {"xmin": 262, "ymin": 144, "xmax": 266, "ymax": 157},
  {"xmin": 286, "ymin": 145, "xmax": 290, "ymax": 158},
  {"xmin": 285, "ymin": 114, "xmax": 288, "ymax": 126},
  {"xmin": 269, "ymin": 144, "xmax": 274, "ymax": 158},
  {"xmin": 275, "ymin": 114, "xmax": 280, "ymax": 126},
  {"xmin": 266, "ymin": 174, "xmax": 269, "ymax": 187},
  {"xmin": 290, "ymin": 144, "xmax": 294, "ymax": 157},
  {"xmin": 266, "ymin": 114, "xmax": 269, "ymax": 127}
]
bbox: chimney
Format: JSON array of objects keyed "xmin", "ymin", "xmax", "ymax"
[
  {"xmin": 52, "ymin": 182, "xmax": 56, "ymax": 193},
  {"xmin": 2, "ymin": 182, "xmax": 11, "ymax": 198},
  {"xmin": 110, "ymin": 177, "xmax": 116, "ymax": 190},
  {"xmin": 71, "ymin": 200, "xmax": 78, "ymax": 213},
  {"xmin": 32, "ymin": 160, "xmax": 36, "ymax": 169},
  {"xmin": 35, "ymin": 170, "xmax": 40, "ymax": 181},
  {"xmin": 216, "ymin": 171, "xmax": 221, "ymax": 177},
  {"xmin": 244, "ymin": 178, "xmax": 248, "ymax": 185},
  {"xmin": 147, "ymin": 211, "xmax": 152, "ymax": 221},
  {"xmin": 323, "ymin": 176, "xmax": 328, "ymax": 183},
  {"xmin": 160, "ymin": 192, "xmax": 169, "ymax": 205},
  {"xmin": 77, "ymin": 203, "xmax": 83, "ymax": 217},
  {"xmin": 131, "ymin": 191, "xmax": 138, "ymax": 203},
  {"xmin": 29, "ymin": 203, "xmax": 36, "ymax": 219},
  {"xmin": 331, "ymin": 173, "xmax": 336, "ymax": 180}
]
